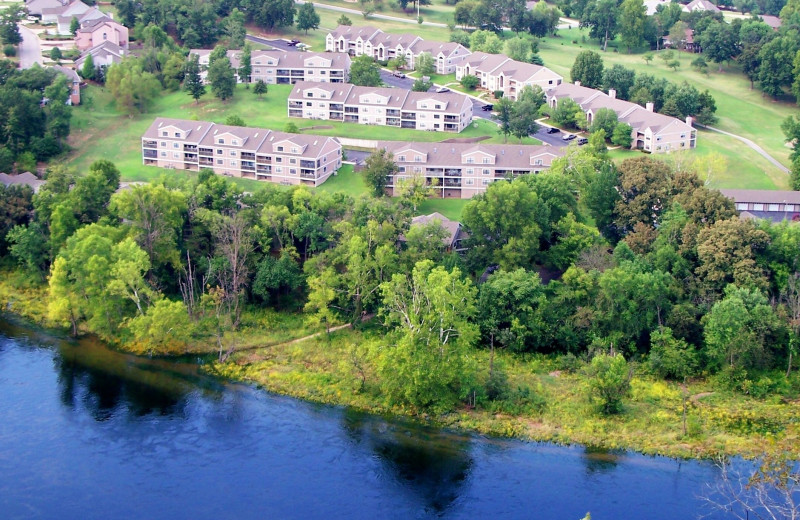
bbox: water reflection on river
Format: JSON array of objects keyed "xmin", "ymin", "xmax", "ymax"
[{"xmin": 0, "ymin": 317, "xmax": 729, "ymax": 519}]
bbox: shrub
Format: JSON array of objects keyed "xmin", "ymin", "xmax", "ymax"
[
  {"xmin": 585, "ymin": 353, "xmax": 632, "ymax": 414},
  {"xmin": 493, "ymin": 90, "xmax": 503, "ymax": 99},
  {"xmin": 3, "ymin": 44, "xmax": 16, "ymax": 57},
  {"xmin": 460, "ymin": 74, "xmax": 479, "ymax": 90}
]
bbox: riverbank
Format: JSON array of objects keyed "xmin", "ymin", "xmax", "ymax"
[{"xmin": 2, "ymin": 272, "xmax": 798, "ymax": 461}]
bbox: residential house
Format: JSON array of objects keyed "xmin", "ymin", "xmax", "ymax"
[
  {"xmin": 664, "ymin": 28, "xmax": 700, "ymax": 52},
  {"xmin": 52, "ymin": 65, "xmax": 80, "ymax": 105},
  {"xmin": 190, "ymin": 49, "xmax": 351, "ymax": 85},
  {"xmin": 75, "ymin": 17, "xmax": 129, "ymax": 51},
  {"xmin": 75, "ymin": 40, "xmax": 126, "ymax": 70},
  {"xmin": 761, "ymin": 15, "xmax": 782, "ymax": 30},
  {"xmin": 0, "ymin": 172, "xmax": 45, "ymax": 193},
  {"xmin": 400, "ymin": 213, "xmax": 468, "ymax": 252},
  {"xmin": 326, "ymin": 25, "xmax": 384, "ymax": 55},
  {"xmin": 682, "ymin": 0, "xmax": 720, "ymax": 12},
  {"xmin": 142, "ymin": 118, "xmax": 343, "ymax": 187},
  {"xmin": 380, "ymin": 141, "xmax": 562, "ymax": 198},
  {"xmin": 26, "ymin": 0, "xmax": 68, "ymax": 17},
  {"xmin": 287, "ymin": 81, "xmax": 474, "ymax": 132},
  {"xmin": 404, "ymin": 40, "xmax": 470, "ymax": 74},
  {"xmin": 720, "ymin": 189, "xmax": 800, "ymax": 222},
  {"xmin": 643, "ymin": 0, "xmax": 671, "ymax": 15},
  {"xmin": 545, "ymin": 82, "xmax": 697, "ymax": 153},
  {"xmin": 41, "ymin": 0, "xmax": 89, "ymax": 27},
  {"xmin": 455, "ymin": 51, "xmax": 563, "ymax": 100}
]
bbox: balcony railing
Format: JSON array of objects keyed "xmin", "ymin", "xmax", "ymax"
[
  {"xmin": 300, "ymin": 160, "xmax": 316, "ymax": 168},
  {"xmin": 443, "ymin": 179, "xmax": 462, "ymax": 187},
  {"xmin": 344, "ymin": 107, "xmax": 358, "ymax": 114},
  {"xmin": 444, "ymin": 169, "xmax": 461, "ymax": 177},
  {"xmin": 344, "ymin": 115, "xmax": 359, "ymax": 123},
  {"xmin": 400, "ymin": 121, "xmax": 416, "ymax": 129},
  {"xmin": 289, "ymin": 110, "xmax": 303, "ymax": 117},
  {"xmin": 242, "ymin": 162, "xmax": 255, "ymax": 171},
  {"xmin": 143, "ymin": 140, "xmax": 157, "ymax": 148},
  {"xmin": 184, "ymin": 153, "xmax": 198, "ymax": 161},
  {"xmin": 184, "ymin": 144, "xmax": 198, "ymax": 152},
  {"xmin": 386, "ymin": 109, "xmax": 400, "ymax": 116},
  {"xmin": 401, "ymin": 112, "xmax": 415, "ymax": 120},
  {"xmin": 241, "ymin": 152, "xmax": 255, "ymax": 160},
  {"xmin": 330, "ymin": 103, "xmax": 343, "ymax": 111},
  {"xmin": 143, "ymin": 150, "xmax": 158, "ymax": 158},
  {"xmin": 199, "ymin": 158, "xmax": 214, "ymax": 166},
  {"xmin": 199, "ymin": 147, "xmax": 213, "ymax": 156},
  {"xmin": 256, "ymin": 156, "xmax": 271, "ymax": 164},
  {"xmin": 386, "ymin": 118, "xmax": 400, "ymax": 126},
  {"xmin": 330, "ymin": 71, "xmax": 344, "ymax": 77},
  {"xmin": 329, "ymin": 112, "xmax": 343, "ymax": 120},
  {"xmin": 444, "ymin": 115, "xmax": 458, "ymax": 122},
  {"xmin": 257, "ymin": 165, "xmax": 272, "ymax": 174},
  {"xmin": 289, "ymin": 101, "xmax": 303, "ymax": 108}
]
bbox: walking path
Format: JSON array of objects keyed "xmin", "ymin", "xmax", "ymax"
[{"xmin": 696, "ymin": 123, "xmax": 790, "ymax": 174}]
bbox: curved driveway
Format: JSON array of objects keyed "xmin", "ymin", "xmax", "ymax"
[{"xmin": 19, "ymin": 24, "xmax": 44, "ymax": 69}]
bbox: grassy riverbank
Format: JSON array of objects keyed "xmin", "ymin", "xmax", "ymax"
[{"xmin": 3, "ymin": 269, "xmax": 797, "ymax": 460}]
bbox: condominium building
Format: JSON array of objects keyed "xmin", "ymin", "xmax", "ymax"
[
  {"xmin": 545, "ymin": 82, "xmax": 697, "ymax": 153},
  {"xmin": 455, "ymin": 52, "xmax": 563, "ymax": 100},
  {"xmin": 190, "ymin": 49, "xmax": 351, "ymax": 85},
  {"xmin": 325, "ymin": 25, "xmax": 470, "ymax": 74},
  {"xmin": 142, "ymin": 118, "xmax": 342, "ymax": 187},
  {"xmin": 288, "ymin": 81, "xmax": 474, "ymax": 133},
  {"xmin": 380, "ymin": 141, "xmax": 562, "ymax": 198}
]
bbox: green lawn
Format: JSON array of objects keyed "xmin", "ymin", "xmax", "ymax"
[
  {"xmin": 303, "ymin": 0, "xmax": 457, "ymax": 26},
  {"xmin": 416, "ymin": 197, "xmax": 469, "ymax": 220},
  {"xmin": 315, "ymin": 164, "xmax": 365, "ymax": 196},
  {"xmin": 538, "ymin": 27, "xmax": 796, "ymax": 180}
]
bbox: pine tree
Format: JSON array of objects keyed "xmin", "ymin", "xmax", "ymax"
[
  {"xmin": 296, "ymin": 3, "xmax": 320, "ymax": 34},
  {"xmin": 80, "ymin": 53, "xmax": 95, "ymax": 81},
  {"xmin": 253, "ymin": 80, "xmax": 268, "ymax": 99},
  {"xmin": 238, "ymin": 44, "xmax": 252, "ymax": 87},
  {"xmin": 184, "ymin": 54, "xmax": 206, "ymax": 104}
]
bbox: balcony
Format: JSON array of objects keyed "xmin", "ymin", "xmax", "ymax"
[
  {"xmin": 300, "ymin": 171, "xmax": 316, "ymax": 179},
  {"xmin": 256, "ymin": 156, "xmax": 271, "ymax": 164},
  {"xmin": 444, "ymin": 124, "xmax": 459, "ymax": 132},
  {"xmin": 289, "ymin": 101, "xmax": 303, "ymax": 108},
  {"xmin": 143, "ymin": 140, "xmax": 157, "ymax": 148},
  {"xmin": 277, "ymin": 69, "xmax": 290, "ymax": 75},
  {"xmin": 290, "ymin": 70, "xmax": 304, "ymax": 76},
  {"xmin": 143, "ymin": 149, "xmax": 158, "ymax": 159},
  {"xmin": 443, "ymin": 179, "xmax": 462, "ymax": 187},
  {"xmin": 330, "ymin": 71, "xmax": 344, "ymax": 77},
  {"xmin": 400, "ymin": 121, "xmax": 416, "ymax": 129},
  {"xmin": 199, "ymin": 157, "xmax": 214, "ymax": 166},
  {"xmin": 401, "ymin": 112, "xmax": 415, "ymax": 120},
  {"xmin": 242, "ymin": 161, "xmax": 255, "ymax": 171},
  {"xmin": 444, "ymin": 115, "xmax": 458, "ymax": 122},
  {"xmin": 444, "ymin": 169, "xmax": 461, "ymax": 177},
  {"xmin": 183, "ymin": 153, "xmax": 198, "ymax": 161},
  {"xmin": 289, "ymin": 109, "xmax": 303, "ymax": 118},
  {"xmin": 184, "ymin": 144, "xmax": 198, "ymax": 152},
  {"xmin": 386, "ymin": 109, "xmax": 400, "ymax": 117},
  {"xmin": 257, "ymin": 165, "xmax": 272, "ymax": 174},
  {"xmin": 199, "ymin": 147, "xmax": 213, "ymax": 156},
  {"xmin": 344, "ymin": 115, "xmax": 359, "ymax": 123},
  {"xmin": 330, "ymin": 103, "xmax": 343, "ymax": 111},
  {"xmin": 241, "ymin": 152, "xmax": 255, "ymax": 160},
  {"xmin": 300, "ymin": 160, "xmax": 317, "ymax": 168},
  {"xmin": 344, "ymin": 107, "xmax": 358, "ymax": 114},
  {"xmin": 329, "ymin": 112, "xmax": 343, "ymax": 120},
  {"xmin": 386, "ymin": 118, "xmax": 400, "ymax": 127}
]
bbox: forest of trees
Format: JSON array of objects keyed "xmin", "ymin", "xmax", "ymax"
[{"xmin": 3, "ymin": 134, "xmax": 800, "ymax": 414}]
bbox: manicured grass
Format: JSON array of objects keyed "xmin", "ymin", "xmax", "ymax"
[
  {"xmin": 416, "ymin": 197, "xmax": 469, "ymax": 220},
  {"xmin": 538, "ymin": 28, "xmax": 797, "ymax": 178},
  {"xmin": 315, "ymin": 164, "xmax": 367, "ymax": 196},
  {"xmin": 305, "ymin": 0, "xmax": 457, "ymax": 26}
]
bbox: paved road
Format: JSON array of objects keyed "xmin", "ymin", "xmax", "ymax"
[
  {"xmin": 19, "ymin": 24, "xmax": 43, "ymax": 69},
  {"xmin": 245, "ymin": 34, "xmax": 301, "ymax": 52}
]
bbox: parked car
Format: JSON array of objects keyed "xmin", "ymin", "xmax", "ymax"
[
  {"xmin": 577, "ymin": 137, "xmax": 588, "ymax": 145},
  {"xmin": 392, "ymin": 71, "xmax": 406, "ymax": 78},
  {"xmin": 547, "ymin": 127, "xmax": 560, "ymax": 134},
  {"xmin": 290, "ymin": 39, "xmax": 301, "ymax": 45},
  {"xmin": 562, "ymin": 133, "xmax": 576, "ymax": 141},
  {"xmin": 436, "ymin": 87, "xmax": 450, "ymax": 93},
  {"xmin": 481, "ymin": 104, "xmax": 493, "ymax": 111}
]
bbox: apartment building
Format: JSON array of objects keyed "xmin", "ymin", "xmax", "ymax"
[
  {"xmin": 142, "ymin": 118, "xmax": 342, "ymax": 187},
  {"xmin": 288, "ymin": 81, "xmax": 474, "ymax": 133},
  {"xmin": 190, "ymin": 49, "xmax": 351, "ymax": 85},
  {"xmin": 720, "ymin": 189, "xmax": 800, "ymax": 223},
  {"xmin": 455, "ymin": 52, "xmax": 563, "ymax": 100},
  {"xmin": 380, "ymin": 141, "xmax": 562, "ymax": 198},
  {"xmin": 545, "ymin": 82, "xmax": 697, "ymax": 153},
  {"xmin": 325, "ymin": 25, "xmax": 470, "ymax": 74}
]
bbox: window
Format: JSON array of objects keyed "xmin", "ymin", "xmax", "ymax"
[
  {"xmin": 173, "ymin": 152, "xmax": 179, "ymax": 158},
  {"xmin": 276, "ymin": 157, "xmax": 282, "ymax": 163},
  {"xmin": 414, "ymin": 156, "xmax": 422, "ymax": 162},
  {"xmin": 534, "ymin": 159, "xmax": 543, "ymax": 166},
  {"xmin": 174, "ymin": 132, "xmax": 180, "ymax": 138},
  {"xmin": 291, "ymin": 147, "xmax": 298, "ymax": 154},
  {"xmin": 216, "ymin": 149, "xmax": 223, "ymax": 155},
  {"xmin": 231, "ymin": 161, "xmax": 237, "ymax": 166},
  {"xmin": 413, "ymin": 167, "xmax": 422, "ymax": 173},
  {"xmin": 736, "ymin": 203, "xmax": 748, "ymax": 210},
  {"xmin": 217, "ymin": 159, "xmax": 223, "ymax": 165},
  {"xmin": 482, "ymin": 157, "xmax": 490, "ymax": 164},
  {"xmin": 398, "ymin": 155, "xmax": 406, "ymax": 162},
  {"xmin": 482, "ymin": 169, "xmax": 490, "ymax": 175},
  {"xmin": 787, "ymin": 205, "xmax": 796, "ymax": 212},
  {"xmin": 321, "ymin": 70, "xmax": 326, "ymax": 75},
  {"xmin": 160, "ymin": 151, "xmax": 166, "ymax": 157},
  {"xmin": 218, "ymin": 139, "xmax": 225, "ymax": 144},
  {"xmin": 466, "ymin": 157, "xmax": 474, "ymax": 164},
  {"xmin": 466, "ymin": 168, "xmax": 473, "ymax": 174},
  {"xmin": 435, "ymin": 105, "xmax": 441, "ymax": 109},
  {"xmin": 232, "ymin": 140, "xmax": 239, "ymax": 145},
  {"xmin": 306, "ymin": 102, "xmax": 313, "ymax": 107},
  {"xmin": 398, "ymin": 166, "xmax": 406, "ymax": 172},
  {"xmin": 307, "ymin": 92, "xmax": 314, "ymax": 97},
  {"xmin": 161, "ymin": 131, "xmax": 168, "ymax": 137},
  {"xmin": 421, "ymin": 104, "xmax": 427, "ymax": 109},
  {"xmin": 769, "ymin": 204, "xmax": 780, "ymax": 212},
  {"xmin": 290, "ymin": 159, "xmax": 296, "ymax": 164},
  {"xmin": 434, "ymin": 115, "xmax": 440, "ymax": 119},
  {"xmin": 466, "ymin": 178, "xmax": 474, "ymax": 185},
  {"xmin": 103, "ymin": 32, "xmax": 107, "ymax": 40},
  {"xmin": 276, "ymin": 166, "xmax": 282, "ymax": 173},
  {"xmin": 290, "ymin": 169, "xmax": 296, "ymax": 174},
  {"xmin": 230, "ymin": 151, "xmax": 237, "ymax": 156},
  {"xmin": 160, "ymin": 141, "xmax": 166, "ymax": 147},
  {"xmin": 173, "ymin": 142, "xmax": 179, "ymax": 148},
  {"xmin": 319, "ymin": 103, "xmax": 325, "ymax": 107},
  {"xmin": 753, "ymin": 203, "xmax": 764, "ymax": 211},
  {"xmin": 277, "ymin": 146, "xmax": 284, "ymax": 152}
]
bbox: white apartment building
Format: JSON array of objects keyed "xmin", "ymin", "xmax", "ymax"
[
  {"xmin": 288, "ymin": 82, "xmax": 474, "ymax": 133},
  {"xmin": 455, "ymin": 52, "xmax": 563, "ymax": 100},
  {"xmin": 190, "ymin": 49, "xmax": 351, "ymax": 85}
]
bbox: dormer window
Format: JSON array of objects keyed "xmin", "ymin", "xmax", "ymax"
[
  {"xmin": 414, "ymin": 156, "xmax": 421, "ymax": 162},
  {"xmin": 174, "ymin": 132, "xmax": 181, "ymax": 138},
  {"xmin": 398, "ymin": 155, "xmax": 406, "ymax": 161},
  {"xmin": 218, "ymin": 138, "xmax": 225, "ymax": 144},
  {"xmin": 232, "ymin": 140, "xmax": 239, "ymax": 145},
  {"xmin": 291, "ymin": 147, "xmax": 298, "ymax": 153},
  {"xmin": 277, "ymin": 146, "xmax": 284, "ymax": 152},
  {"xmin": 534, "ymin": 159, "xmax": 543, "ymax": 166},
  {"xmin": 466, "ymin": 157, "xmax": 474, "ymax": 164},
  {"xmin": 307, "ymin": 92, "xmax": 313, "ymax": 97},
  {"xmin": 435, "ymin": 105, "xmax": 441, "ymax": 109},
  {"xmin": 161, "ymin": 131, "xmax": 168, "ymax": 137},
  {"xmin": 482, "ymin": 157, "xmax": 490, "ymax": 164}
]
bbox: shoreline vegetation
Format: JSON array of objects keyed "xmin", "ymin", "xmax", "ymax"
[{"xmin": 2, "ymin": 271, "xmax": 798, "ymax": 462}]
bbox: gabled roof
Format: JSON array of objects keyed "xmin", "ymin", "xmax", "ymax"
[
  {"xmin": 683, "ymin": 0, "xmax": 720, "ymax": 12},
  {"xmin": 720, "ymin": 189, "xmax": 800, "ymax": 205},
  {"xmin": 52, "ymin": 65, "xmax": 80, "ymax": 83},
  {"xmin": 380, "ymin": 141, "xmax": 563, "ymax": 170},
  {"xmin": 761, "ymin": 15, "xmax": 782, "ymax": 30},
  {"xmin": 75, "ymin": 40, "xmax": 125, "ymax": 66},
  {"xmin": 76, "ymin": 15, "xmax": 119, "ymax": 33},
  {"xmin": 328, "ymin": 25, "xmax": 383, "ymax": 42},
  {"xmin": 460, "ymin": 51, "xmax": 511, "ymax": 73},
  {"xmin": 142, "ymin": 118, "xmax": 216, "ymax": 141},
  {"xmin": 408, "ymin": 213, "xmax": 463, "ymax": 248}
]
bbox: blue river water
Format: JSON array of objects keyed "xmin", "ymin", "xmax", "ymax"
[{"xmin": 0, "ymin": 317, "xmax": 733, "ymax": 520}]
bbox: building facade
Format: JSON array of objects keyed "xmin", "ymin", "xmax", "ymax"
[
  {"xmin": 455, "ymin": 52, "xmax": 563, "ymax": 100},
  {"xmin": 190, "ymin": 49, "xmax": 351, "ymax": 85},
  {"xmin": 75, "ymin": 17, "xmax": 129, "ymax": 51},
  {"xmin": 720, "ymin": 189, "xmax": 800, "ymax": 222},
  {"xmin": 325, "ymin": 25, "xmax": 470, "ymax": 74},
  {"xmin": 142, "ymin": 118, "xmax": 343, "ymax": 187},
  {"xmin": 545, "ymin": 82, "xmax": 697, "ymax": 153},
  {"xmin": 288, "ymin": 82, "xmax": 474, "ymax": 133},
  {"xmin": 380, "ymin": 141, "xmax": 562, "ymax": 198}
]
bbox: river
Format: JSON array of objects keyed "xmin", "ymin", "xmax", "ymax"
[{"xmin": 0, "ymin": 317, "xmax": 733, "ymax": 519}]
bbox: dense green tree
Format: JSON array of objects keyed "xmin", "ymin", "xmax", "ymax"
[
  {"xmin": 619, "ymin": 0, "xmax": 646, "ymax": 52},
  {"xmin": 225, "ymin": 8, "xmax": 246, "ymax": 49},
  {"xmin": 253, "ymin": 79, "xmax": 268, "ymax": 99},
  {"xmin": 470, "ymin": 30, "xmax": 503, "ymax": 53},
  {"xmin": 0, "ymin": 6, "xmax": 22, "ymax": 46},
  {"xmin": 696, "ymin": 218, "xmax": 770, "ymax": 295},
  {"xmin": 586, "ymin": 353, "xmax": 632, "ymax": 414},
  {"xmin": 580, "ymin": 0, "xmax": 618, "ymax": 51},
  {"xmin": 460, "ymin": 74, "xmax": 479, "ymax": 90},
  {"xmin": 50, "ymin": 47, "xmax": 62, "ymax": 64},
  {"xmin": 602, "ymin": 64, "xmax": 635, "ymax": 100},
  {"xmin": 296, "ymin": 2, "xmax": 320, "ymax": 34},
  {"xmin": 589, "ymin": 107, "xmax": 618, "ymax": 136},
  {"xmin": 362, "ymin": 149, "xmax": 397, "ymax": 197},
  {"xmin": 207, "ymin": 54, "xmax": 236, "ymax": 101},
  {"xmin": 504, "ymin": 36, "xmax": 533, "ymax": 62},
  {"xmin": 349, "ymin": 55, "xmax": 381, "ymax": 86},
  {"xmin": 494, "ymin": 97, "xmax": 514, "ymax": 142},
  {"xmin": 698, "ymin": 21, "xmax": 740, "ymax": 71},
  {"xmin": 337, "ymin": 14, "xmax": 352, "ymax": 25},
  {"xmin": 758, "ymin": 36, "xmax": 796, "ymax": 99},
  {"xmin": 551, "ymin": 98, "xmax": 586, "ymax": 129},
  {"xmin": 648, "ymin": 326, "xmax": 699, "ymax": 380},
  {"xmin": 377, "ymin": 260, "xmax": 478, "ymax": 412},
  {"xmin": 80, "ymin": 53, "xmax": 96, "ymax": 81},
  {"xmin": 238, "ymin": 44, "xmax": 252, "ymax": 86},
  {"xmin": 570, "ymin": 50, "xmax": 604, "ymax": 89},
  {"xmin": 611, "ymin": 122, "xmax": 633, "ymax": 148},
  {"xmin": 613, "ymin": 156, "xmax": 674, "ymax": 233},
  {"xmin": 416, "ymin": 52, "xmax": 435, "ymax": 76},
  {"xmin": 249, "ymin": 0, "xmax": 296, "ymax": 30},
  {"xmin": 106, "ymin": 59, "xmax": 162, "ymax": 116},
  {"xmin": 183, "ymin": 53, "xmax": 205, "ymax": 103}
]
